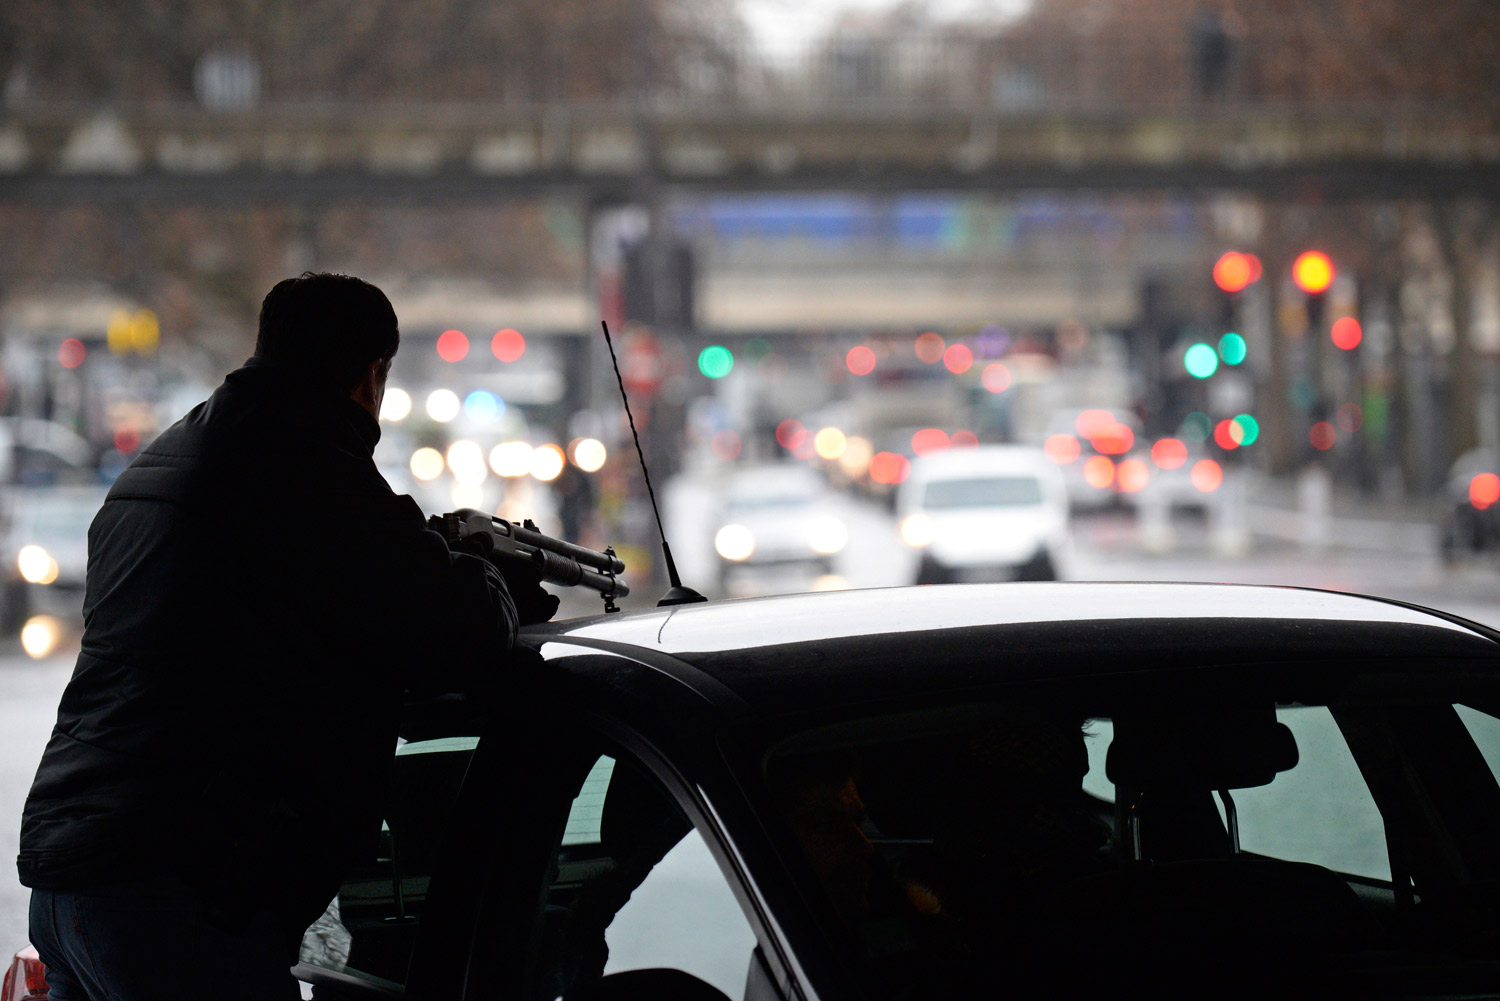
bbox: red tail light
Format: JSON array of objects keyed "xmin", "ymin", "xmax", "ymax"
[{"xmin": 2, "ymin": 945, "xmax": 49, "ymax": 1000}]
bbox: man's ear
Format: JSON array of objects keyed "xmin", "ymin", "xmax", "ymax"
[{"xmin": 350, "ymin": 359, "xmax": 386, "ymax": 418}]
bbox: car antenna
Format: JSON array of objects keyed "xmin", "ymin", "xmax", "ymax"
[{"xmin": 600, "ymin": 320, "xmax": 707, "ymax": 607}]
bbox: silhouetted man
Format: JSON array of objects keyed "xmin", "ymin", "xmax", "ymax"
[{"xmin": 17, "ymin": 272, "xmax": 553, "ymax": 1000}]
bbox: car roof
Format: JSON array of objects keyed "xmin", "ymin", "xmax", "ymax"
[{"xmin": 528, "ymin": 583, "xmax": 1500, "ymax": 720}]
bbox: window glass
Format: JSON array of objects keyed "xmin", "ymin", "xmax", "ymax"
[
  {"xmin": 530, "ymin": 752, "xmax": 755, "ymax": 1001},
  {"xmin": 923, "ymin": 476, "xmax": 1043, "ymax": 509},
  {"xmin": 1455, "ymin": 704, "xmax": 1500, "ymax": 781},
  {"xmin": 301, "ymin": 735, "xmax": 480, "ymax": 987},
  {"xmin": 1080, "ymin": 718, "xmax": 1114, "ymax": 802},
  {"xmin": 1225, "ymin": 707, "xmax": 1389, "ymax": 880}
]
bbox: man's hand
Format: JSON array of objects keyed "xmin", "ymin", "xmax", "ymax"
[{"xmin": 490, "ymin": 557, "xmax": 561, "ymax": 625}]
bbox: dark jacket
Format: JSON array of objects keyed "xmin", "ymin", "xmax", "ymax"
[{"xmin": 17, "ymin": 358, "xmax": 518, "ymax": 929}]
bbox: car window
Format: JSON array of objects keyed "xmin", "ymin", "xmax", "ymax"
[
  {"xmin": 921, "ymin": 476, "xmax": 1043, "ymax": 509},
  {"xmin": 1454, "ymin": 704, "xmax": 1500, "ymax": 781},
  {"xmin": 526, "ymin": 750, "xmax": 757, "ymax": 1001},
  {"xmin": 300, "ymin": 735, "xmax": 480, "ymax": 988},
  {"xmin": 1224, "ymin": 706, "xmax": 1390, "ymax": 880}
]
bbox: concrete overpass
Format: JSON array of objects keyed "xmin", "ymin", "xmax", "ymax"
[{"xmin": 2, "ymin": 95, "xmax": 1497, "ymax": 205}]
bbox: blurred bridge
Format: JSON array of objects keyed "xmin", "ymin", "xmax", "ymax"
[{"xmin": 4, "ymin": 32, "xmax": 1497, "ymax": 204}]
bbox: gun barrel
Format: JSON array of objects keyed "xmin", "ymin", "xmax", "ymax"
[{"xmin": 463, "ymin": 511, "xmax": 625, "ymax": 574}]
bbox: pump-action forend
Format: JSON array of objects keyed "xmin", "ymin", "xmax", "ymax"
[{"xmin": 430, "ymin": 508, "xmax": 629, "ymax": 610}]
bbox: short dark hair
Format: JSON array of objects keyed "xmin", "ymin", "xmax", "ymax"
[{"xmin": 255, "ymin": 272, "xmax": 399, "ymax": 392}]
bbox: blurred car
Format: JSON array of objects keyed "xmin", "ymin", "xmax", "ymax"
[
  {"xmin": 1438, "ymin": 447, "xmax": 1500, "ymax": 562},
  {"xmin": 13, "ymin": 582, "xmax": 1500, "ymax": 1000},
  {"xmin": 1034, "ymin": 408, "xmax": 1142, "ymax": 512},
  {"xmin": 0, "ymin": 485, "xmax": 108, "ymax": 634},
  {"xmin": 1119, "ymin": 436, "xmax": 1221, "ymax": 516},
  {"xmin": 0, "ymin": 418, "xmax": 98, "ymax": 487},
  {"xmin": 896, "ymin": 445, "xmax": 1068, "ymax": 583},
  {"xmin": 712, "ymin": 463, "xmax": 847, "ymax": 592}
]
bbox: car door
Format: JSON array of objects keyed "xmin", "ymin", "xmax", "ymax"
[{"xmin": 451, "ymin": 698, "xmax": 794, "ymax": 1000}]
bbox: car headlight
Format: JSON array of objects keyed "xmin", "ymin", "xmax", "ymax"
[
  {"xmin": 807, "ymin": 516, "xmax": 848, "ymax": 555},
  {"xmin": 17, "ymin": 545, "xmax": 59, "ymax": 585},
  {"xmin": 899, "ymin": 513, "xmax": 935, "ymax": 548},
  {"xmin": 714, "ymin": 524, "xmax": 755, "ymax": 562}
]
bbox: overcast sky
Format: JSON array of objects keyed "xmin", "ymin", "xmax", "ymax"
[{"xmin": 738, "ymin": 0, "xmax": 1034, "ymax": 57}]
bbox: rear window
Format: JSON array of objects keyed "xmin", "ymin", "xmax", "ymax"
[{"xmin": 922, "ymin": 476, "xmax": 1043, "ymax": 509}]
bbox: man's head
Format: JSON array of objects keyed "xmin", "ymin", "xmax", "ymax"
[{"xmin": 255, "ymin": 272, "xmax": 399, "ymax": 415}]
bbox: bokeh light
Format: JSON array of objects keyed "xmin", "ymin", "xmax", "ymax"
[
  {"xmin": 846, "ymin": 345, "xmax": 877, "ymax": 376},
  {"xmin": 1213, "ymin": 419, "xmax": 1243, "ymax": 450},
  {"xmin": 1185, "ymin": 343, "xmax": 1219, "ymax": 379},
  {"xmin": 869, "ymin": 451, "xmax": 910, "ymax": 485},
  {"xmin": 1293, "ymin": 251, "xmax": 1335, "ymax": 295},
  {"xmin": 839, "ymin": 436, "xmax": 874, "ymax": 477},
  {"xmin": 710, "ymin": 430, "xmax": 743, "ymax": 461},
  {"xmin": 410, "ymin": 447, "xmax": 445, "ymax": 481},
  {"xmin": 113, "ymin": 427, "xmax": 141, "ymax": 454},
  {"xmin": 18, "ymin": 545, "xmax": 58, "ymax": 585},
  {"xmin": 571, "ymin": 438, "xmax": 607, "ymax": 472},
  {"xmin": 1331, "ymin": 317, "xmax": 1362, "ymax": 350},
  {"xmin": 426, "ymin": 389, "xmax": 461, "ymax": 423},
  {"xmin": 1090, "ymin": 423, "xmax": 1134, "ymax": 456},
  {"xmin": 1213, "ymin": 251, "xmax": 1254, "ymax": 293},
  {"xmin": 943, "ymin": 344, "xmax": 973, "ymax": 374},
  {"xmin": 1234, "ymin": 414, "xmax": 1260, "ymax": 445},
  {"xmin": 981, "ymin": 363, "xmax": 1012, "ymax": 394},
  {"xmin": 1117, "ymin": 458, "xmax": 1150, "ymax": 493},
  {"xmin": 1075, "ymin": 409, "xmax": 1114, "ymax": 438},
  {"xmin": 911, "ymin": 428, "xmax": 950, "ymax": 456},
  {"xmin": 530, "ymin": 444, "xmax": 565, "ymax": 482},
  {"xmin": 950, "ymin": 430, "xmax": 979, "ymax": 448},
  {"xmin": 492, "ymin": 328, "xmax": 526, "ymax": 362},
  {"xmin": 1191, "ymin": 459, "xmax": 1224, "ymax": 492},
  {"xmin": 1336, "ymin": 403, "xmax": 1363, "ymax": 434},
  {"xmin": 1309, "ymin": 421, "xmax": 1337, "ymax": 451},
  {"xmin": 489, "ymin": 440, "xmax": 534, "ymax": 477},
  {"xmin": 1083, "ymin": 455, "xmax": 1116, "ymax": 490},
  {"xmin": 1218, "ymin": 332, "xmax": 1247, "ymax": 365},
  {"xmin": 59, "ymin": 338, "xmax": 86, "ymax": 369},
  {"xmin": 814, "ymin": 426, "xmax": 847, "ymax": 461},
  {"xmin": 463, "ymin": 390, "xmax": 503, "ymax": 424},
  {"xmin": 1044, "ymin": 434, "xmax": 1082, "ymax": 465},
  {"xmin": 446, "ymin": 440, "xmax": 488, "ymax": 486},
  {"xmin": 1471, "ymin": 473, "xmax": 1500, "ymax": 510},
  {"xmin": 776, "ymin": 419, "xmax": 807, "ymax": 450},
  {"xmin": 698, "ymin": 345, "xmax": 735, "ymax": 379},
  {"xmin": 21, "ymin": 615, "xmax": 62, "ymax": 659},
  {"xmin": 1182, "ymin": 412, "xmax": 1213, "ymax": 443},
  {"xmin": 1151, "ymin": 438, "xmax": 1188, "ymax": 469},
  {"xmin": 380, "ymin": 387, "xmax": 412, "ymax": 422},
  {"xmin": 437, "ymin": 329, "xmax": 469, "ymax": 363},
  {"xmin": 914, "ymin": 332, "xmax": 945, "ymax": 364}
]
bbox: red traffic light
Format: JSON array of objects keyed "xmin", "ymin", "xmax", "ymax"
[
  {"xmin": 1293, "ymin": 251, "xmax": 1334, "ymax": 295},
  {"xmin": 1213, "ymin": 252, "xmax": 1259, "ymax": 293}
]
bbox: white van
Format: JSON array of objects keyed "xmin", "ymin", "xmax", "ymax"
[{"xmin": 895, "ymin": 445, "xmax": 1070, "ymax": 584}]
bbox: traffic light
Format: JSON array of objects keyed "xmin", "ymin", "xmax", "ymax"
[{"xmin": 1293, "ymin": 250, "xmax": 1334, "ymax": 330}]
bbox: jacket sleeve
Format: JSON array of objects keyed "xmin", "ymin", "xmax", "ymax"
[{"xmin": 347, "ymin": 493, "xmax": 523, "ymax": 693}]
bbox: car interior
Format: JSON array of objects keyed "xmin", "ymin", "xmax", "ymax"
[{"xmin": 764, "ymin": 677, "xmax": 1500, "ymax": 998}]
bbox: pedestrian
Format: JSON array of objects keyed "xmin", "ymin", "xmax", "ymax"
[{"xmin": 16, "ymin": 272, "xmax": 555, "ymax": 1000}]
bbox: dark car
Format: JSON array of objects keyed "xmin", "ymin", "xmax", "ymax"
[
  {"xmin": 1439, "ymin": 448, "xmax": 1500, "ymax": 562},
  {"xmin": 10, "ymin": 582, "xmax": 1500, "ymax": 1000}
]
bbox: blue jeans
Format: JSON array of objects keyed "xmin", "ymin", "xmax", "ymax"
[{"xmin": 29, "ymin": 880, "xmax": 302, "ymax": 1001}]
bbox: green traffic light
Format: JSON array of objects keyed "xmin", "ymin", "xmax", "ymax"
[
  {"xmin": 1184, "ymin": 343, "xmax": 1219, "ymax": 379},
  {"xmin": 698, "ymin": 345, "xmax": 735, "ymax": 379},
  {"xmin": 1218, "ymin": 332, "xmax": 1247, "ymax": 365},
  {"xmin": 1182, "ymin": 412, "xmax": 1212, "ymax": 443},
  {"xmin": 1233, "ymin": 413, "xmax": 1260, "ymax": 446}
]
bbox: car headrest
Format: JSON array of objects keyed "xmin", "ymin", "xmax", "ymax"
[{"xmin": 1106, "ymin": 710, "xmax": 1298, "ymax": 790}]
